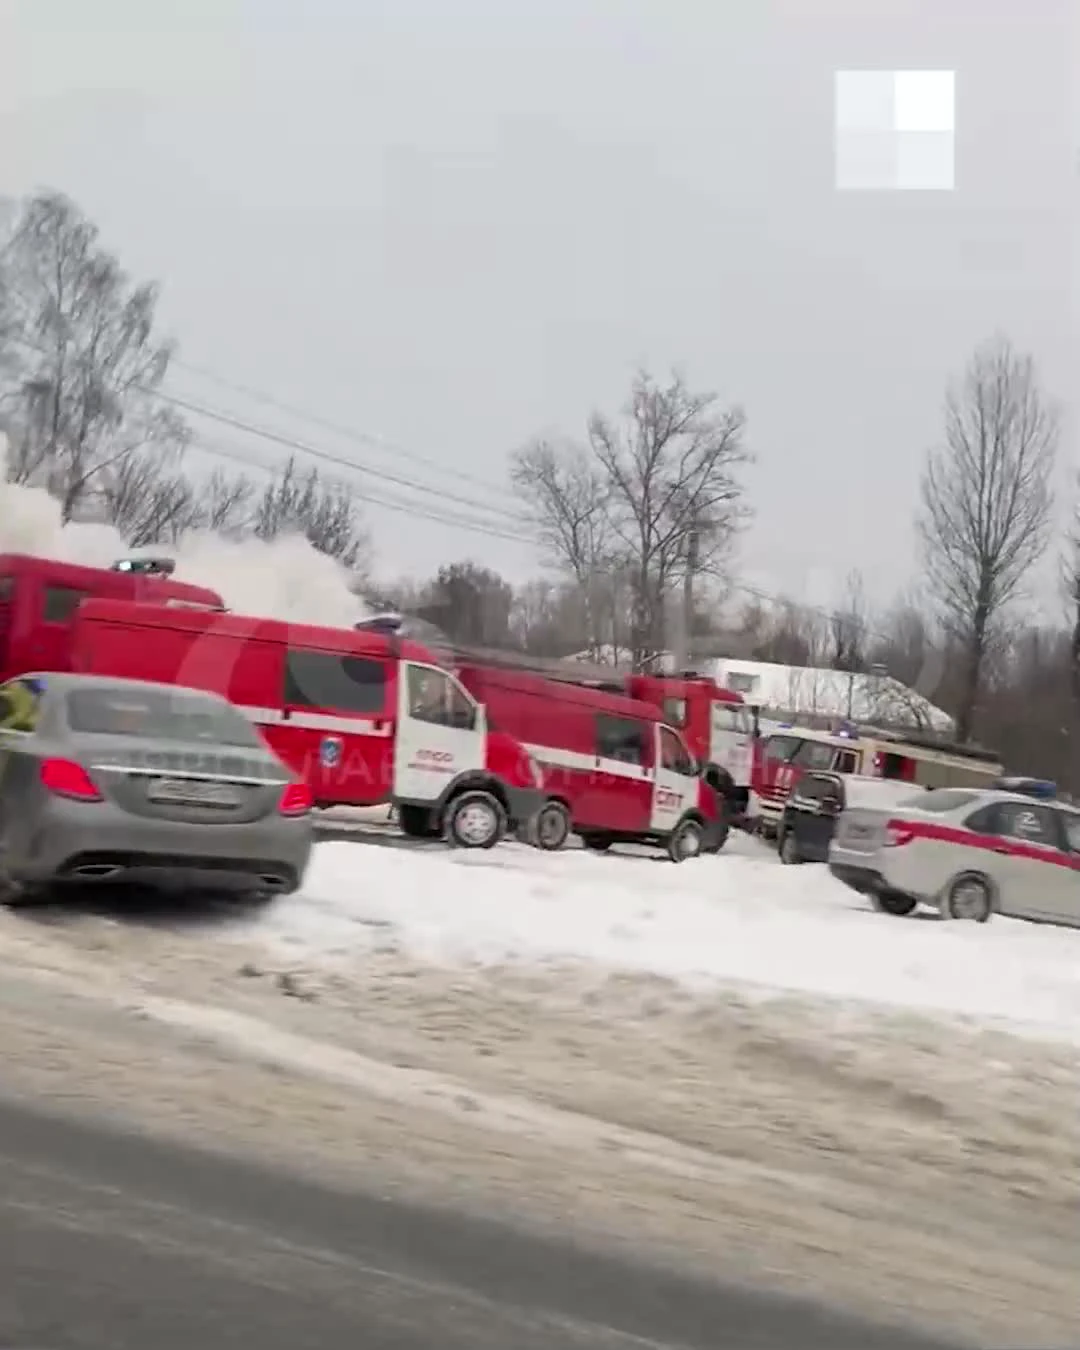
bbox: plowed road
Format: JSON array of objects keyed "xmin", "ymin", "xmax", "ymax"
[{"xmin": 0, "ymin": 1092, "xmax": 964, "ymax": 1350}]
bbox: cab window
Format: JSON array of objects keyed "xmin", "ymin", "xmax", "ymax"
[
  {"xmin": 596, "ymin": 714, "xmax": 646, "ymax": 766},
  {"xmin": 712, "ymin": 703, "xmax": 753, "ymax": 736},
  {"xmin": 662, "ymin": 697, "xmax": 687, "ymax": 727},
  {"xmin": 405, "ymin": 665, "xmax": 477, "ymax": 730},
  {"xmin": 284, "ymin": 648, "xmax": 387, "ymax": 716},
  {"xmin": 43, "ymin": 584, "xmax": 89, "ymax": 623},
  {"xmin": 0, "ymin": 677, "xmax": 45, "ymax": 733},
  {"xmin": 764, "ymin": 734, "xmax": 800, "ymax": 763},
  {"xmin": 834, "ymin": 748, "xmax": 859, "ymax": 773},
  {"xmin": 659, "ymin": 726, "xmax": 695, "ymax": 776},
  {"xmin": 793, "ymin": 739, "xmax": 838, "ymax": 771}
]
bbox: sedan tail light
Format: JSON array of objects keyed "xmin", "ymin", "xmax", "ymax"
[
  {"xmin": 39, "ymin": 757, "xmax": 103, "ymax": 802},
  {"xmin": 884, "ymin": 820, "xmax": 916, "ymax": 847},
  {"xmin": 278, "ymin": 781, "xmax": 313, "ymax": 816}
]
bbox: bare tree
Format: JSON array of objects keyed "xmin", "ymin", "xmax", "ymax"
[
  {"xmin": 192, "ymin": 468, "xmax": 255, "ymax": 535},
  {"xmin": 513, "ymin": 370, "xmax": 750, "ymax": 670},
  {"xmin": 916, "ymin": 337, "xmax": 1057, "ymax": 741},
  {"xmin": 829, "ymin": 569, "xmax": 868, "ymax": 674},
  {"xmin": 510, "ymin": 439, "xmax": 613, "ymax": 657},
  {"xmin": 97, "ymin": 449, "xmax": 195, "ymax": 546},
  {"xmin": 0, "ymin": 191, "xmax": 185, "ymax": 518},
  {"xmin": 253, "ymin": 456, "xmax": 369, "ymax": 572}
]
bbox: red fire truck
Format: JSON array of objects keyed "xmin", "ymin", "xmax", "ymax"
[
  {"xmin": 455, "ymin": 663, "xmax": 722, "ymax": 861},
  {"xmin": 67, "ymin": 597, "xmax": 545, "ymax": 849},
  {"xmin": 752, "ymin": 722, "xmax": 1003, "ymax": 837},
  {"xmin": 0, "ymin": 552, "xmax": 223, "ymax": 683}
]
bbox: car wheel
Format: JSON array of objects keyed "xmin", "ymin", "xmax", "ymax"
[
  {"xmin": 779, "ymin": 828, "xmax": 801, "ymax": 865},
  {"xmin": 532, "ymin": 800, "xmax": 571, "ymax": 851},
  {"xmin": 872, "ymin": 889, "xmax": 918, "ymax": 917},
  {"xmin": 582, "ymin": 835, "xmax": 612, "ymax": 853},
  {"xmin": 445, "ymin": 791, "xmax": 505, "ymax": 850},
  {"xmin": 944, "ymin": 874, "xmax": 993, "ymax": 922},
  {"xmin": 667, "ymin": 817, "xmax": 705, "ymax": 863},
  {"xmin": 0, "ymin": 877, "xmax": 50, "ymax": 910}
]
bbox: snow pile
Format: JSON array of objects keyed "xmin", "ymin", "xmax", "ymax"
[
  {"xmin": 0, "ymin": 433, "xmax": 367, "ymax": 627},
  {"xmin": 259, "ymin": 837, "xmax": 1080, "ymax": 1042}
]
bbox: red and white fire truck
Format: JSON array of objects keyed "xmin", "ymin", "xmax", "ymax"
[
  {"xmin": 455, "ymin": 663, "xmax": 722, "ymax": 861},
  {"xmin": 66, "ymin": 596, "xmax": 545, "ymax": 849},
  {"xmin": 427, "ymin": 643, "xmax": 757, "ymax": 828},
  {"xmin": 752, "ymin": 721, "xmax": 1003, "ymax": 836}
]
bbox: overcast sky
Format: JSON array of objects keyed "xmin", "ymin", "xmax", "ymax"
[{"xmin": 1, "ymin": 0, "xmax": 1075, "ymax": 613}]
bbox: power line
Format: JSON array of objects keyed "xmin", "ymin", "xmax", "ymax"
[
  {"xmin": 187, "ymin": 433, "xmax": 542, "ymax": 545},
  {"xmin": 158, "ymin": 386, "xmax": 534, "ymax": 526},
  {"xmin": 168, "ymin": 356, "xmax": 522, "ymax": 507}
]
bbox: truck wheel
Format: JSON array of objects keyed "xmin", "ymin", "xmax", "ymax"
[
  {"xmin": 532, "ymin": 800, "xmax": 571, "ymax": 851},
  {"xmin": 667, "ymin": 817, "xmax": 705, "ymax": 863},
  {"xmin": 445, "ymin": 791, "xmax": 505, "ymax": 850},
  {"xmin": 398, "ymin": 804, "xmax": 440, "ymax": 839},
  {"xmin": 582, "ymin": 834, "xmax": 612, "ymax": 853},
  {"xmin": 872, "ymin": 889, "xmax": 918, "ymax": 917},
  {"xmin": 944, "ymin": 874, "xmax": 993, "ymax": 922},
  {"xmin": 779, "ymin": 828, "xmax": 801, "ymax": 865},
  {"xmin": 703, "ymin": 822, "xmax": 730, "ymax": 854}
]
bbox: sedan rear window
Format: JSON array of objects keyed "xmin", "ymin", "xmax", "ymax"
[{"xmin": 66, "ymin": 686, "xmax": 261, "ymax": 747}]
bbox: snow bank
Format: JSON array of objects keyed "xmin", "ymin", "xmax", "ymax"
[
  {"xmin": 259, "ymin": 836, "xmax": 1080, "ymax": 1042},
  {"xmin": 0, "ymin": 433, "xmax": 367, "ymax": 626}
]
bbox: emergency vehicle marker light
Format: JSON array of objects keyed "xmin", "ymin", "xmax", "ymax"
[
  {"xmin": 278, "ymin": 781, "xmax": 314, "ymax": 816},
  {"xmin": 39, "ymin": 757, "xmax": 103, "ymax": 802}
]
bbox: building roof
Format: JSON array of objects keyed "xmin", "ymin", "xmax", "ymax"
[{"xmin": 707, "ymin": 658, "xmax": 953, "ymax": 734}]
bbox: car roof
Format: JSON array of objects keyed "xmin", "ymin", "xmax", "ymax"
[
  {"xmin": 15, "ymin": 671, "xmax": 231, "ymax": 705},
  {"xmin": 897, "ymin": 786, "xmax": 1080, "ymax": 818}
]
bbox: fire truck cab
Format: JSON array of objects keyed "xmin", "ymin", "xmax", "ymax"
[
  {"xmin": 69, "ymin": 598, "xmax": 544, "ymax": 849},
  {"xmin": 456, "ymin": 664, "xmax": 722, "ymax": 861},
  {"xmin": 0, "ymin": 553, "xmax": 224, "ymax": 684},
  {"xmin": 754, "ymin": 722, "xmax": 1003, "ymax": 837},
  {"xmin": 627, "ymin": 671, "xmax": 756, "ymax": 820}
]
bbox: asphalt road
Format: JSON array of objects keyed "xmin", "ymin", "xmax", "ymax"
[{"xmin": 0, "ymin": 1091, "xmax": 968, "ymax": 1350}]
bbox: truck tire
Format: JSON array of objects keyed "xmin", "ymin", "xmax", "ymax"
[
  {"xmin": 778, "ymin": 827, "xmax": 801, "ymax": 865},
  {"xmin": 667, "ymin": 817, "xmax": 705, "ymax": 863},
  {"xmin": 531, "ymin": 800, "xmax": 571, "ymax": 851},
  {"xmin": 444, "ymin": 790, "xmax": 505, "ymax": 850},
  {"xmin": 582, "ymin": 834, "xmax": 612, "ymax": 853}
]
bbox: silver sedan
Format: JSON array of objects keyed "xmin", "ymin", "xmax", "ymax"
[{"xmin": 0, "ymin": 671, "xmax": 314, "ymax": 906}]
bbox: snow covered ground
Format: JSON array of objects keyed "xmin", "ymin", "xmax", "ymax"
[{"xmin": 250, "ymin": 831, "xmax": 1080, "ymax": 1044}]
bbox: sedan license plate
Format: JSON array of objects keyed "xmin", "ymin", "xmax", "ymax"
[{"xmin": 148, "ymin": 777, "xmax": 242, "ymax": 807}]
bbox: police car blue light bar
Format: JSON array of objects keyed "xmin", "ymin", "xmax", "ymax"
[{"xmin": 993, "ymin": 776, "xmax": 1057, "ymax": 799}]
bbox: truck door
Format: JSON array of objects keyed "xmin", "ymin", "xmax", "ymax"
[
  {"xmin": 651, "ymin": 726, "xmax": 697, "ymax": 835},
  {"xmin": 394, "ymin": 662, "xmax": 485, "ymax": 804}
]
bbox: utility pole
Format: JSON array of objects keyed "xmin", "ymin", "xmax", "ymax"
[{"xmin": 674, "ymin": 525, "xmax": 699, "ymax": 672}]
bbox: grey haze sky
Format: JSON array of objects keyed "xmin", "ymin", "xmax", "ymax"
[{"xmin": 1, "ymin": 0, "xmax": 1075, "ymax": 612}]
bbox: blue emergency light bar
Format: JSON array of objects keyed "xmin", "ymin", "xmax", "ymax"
[{"xmin": 993, "ymin": 776, "xmax": 1057, "ymax": 799}]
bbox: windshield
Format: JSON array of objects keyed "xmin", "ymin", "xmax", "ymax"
[
  {"xmin": 712, "ymin": 702, "xmax": 753, "ymax": 736},
  {"xmin": 65, "ymin": 685, "xmax": 262, "ymax": 747}
]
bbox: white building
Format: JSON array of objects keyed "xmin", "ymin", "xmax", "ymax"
[{"xmin": 706, "ymin": 658, "xmax": 953, "ymax": 735}]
